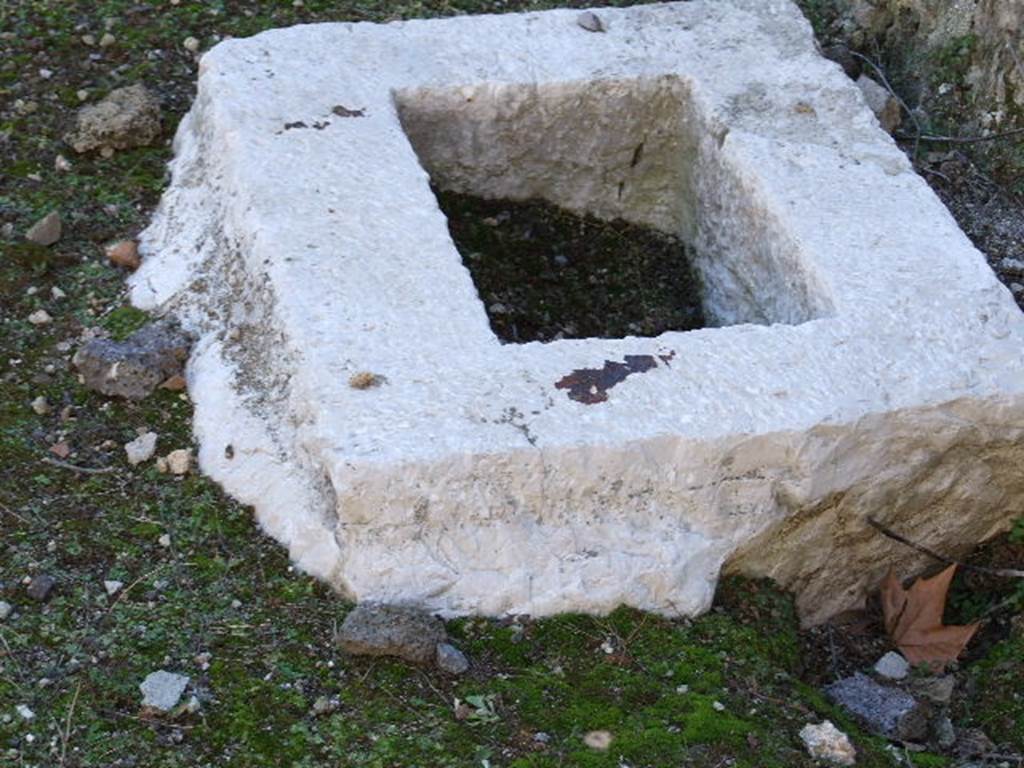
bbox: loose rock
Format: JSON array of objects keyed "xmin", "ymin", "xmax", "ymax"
[
  {"xmin": 583, "ymin": 730, "xmax": 613, "ymax": 750},
  {"xmin": 106, "ymin": 240, "xmax": 140, "ymax": 270},
  {"xmin": 183, "ymin": 36, "xmax": 200, "ymax": 53},
  {"xmin": 139, "ymin": 670, "xmax": 189, "ymax": 713},
  {"xmin": 799, "ymin": 720, "xmax": 856, "ymax": 766},
  {"xmin": 65, "ymin": 84, "xmax": 162, "ymax": 154},
  {"xmin": 956, "ymin": 727, "xmax": 995, "ymax": 757},
  {"xmin": 73, "ymin": 320, "xmax": 191, "ymax": 401},
  {"xmin": 26, "ymin": 575, "xmax": 56, "ymax": 602},
  {"xmin": 932, "ymin": 715, "xmax": 956, "ymax": 749},
  {"xmin": 337, "ymin": 603, "xmax": 447, "ymax": 665},
  {"xmin": 30, "ymin": 396, "xmax": 50, "ymax": 416},
  {"xmin": 873, "ymin": 651, "xmax": 909, "ymax": 680},
  {"xmin": 125, "ymin": 432, "xmax": 158, "ymax": 465},
  {"xmin": 25, "ymin": 211, "xmax": 62, "ymax": 246},
  {"xmin": 103, "ymin": 580, "xmax": 124, "ymax": 596},
  {"xmin": 577, "ymin": 11, "xmax": 605, "ymax": 32},
  {"xmin": 436, "ymin": 642, "xmax": 470, "ymax": 675},
  {"xmin": 27, "ymin": 310, "xmax": 52, "ymax": 326},
  {"xmin": 825, "ymin": 673, "xmax": 928, "ymax": 741},
  {"xmin": 164, "ymin": 448, "xmax": 191, "ymax": 475},
  {"xmin": 0, "ymin": 602, "xmax": 11, "ymax": 620},
  {"xmin": 855, "ymin": 75, "xmax": 901, "ymax": 134},
  {"xmin": 910, "ymin": 674, "xmax": 956, "ymax": 705},
  {"xmin": 15, "ymin": 704, "xmax": 35, "ymax": 721}
]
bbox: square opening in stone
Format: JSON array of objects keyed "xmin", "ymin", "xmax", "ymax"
[
  {"xmin": 395, "ymin": 76, "xmax": 835, "ymax": 338},
  {"xmin": 433, "ymin": 187, "xmax": 705, "ymax": 343}
]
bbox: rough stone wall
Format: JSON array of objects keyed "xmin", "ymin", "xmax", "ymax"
[{"xmin": 841, "ymin": 0, "xmax": 1023, "ymax": 127}]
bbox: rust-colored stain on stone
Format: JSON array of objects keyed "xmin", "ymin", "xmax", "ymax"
[{"xmin": 555, "ymin": 354, "xmax": 663, "ymax": 404}]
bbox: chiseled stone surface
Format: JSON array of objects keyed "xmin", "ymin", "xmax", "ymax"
[{"xmin": 129, "ymin": 1, "xmax": 1024, "ymax": 625}]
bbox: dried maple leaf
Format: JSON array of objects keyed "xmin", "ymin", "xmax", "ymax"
[{"xmin": 880, "ymin": 564, "xmax": 979, "ymax": 668}]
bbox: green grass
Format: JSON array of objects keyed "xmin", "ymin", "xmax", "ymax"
[{"xmin": 1, "ymin": 0, "xmax": 1021, "ymax": 765}]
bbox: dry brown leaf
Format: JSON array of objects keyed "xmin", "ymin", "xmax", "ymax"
[{"xmin": 880, "ymin": 565, "xmax": 979, "ymax": 668}]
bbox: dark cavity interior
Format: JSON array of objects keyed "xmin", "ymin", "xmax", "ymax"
[{"xmin": 435, "ymin": 187, "xmax": 706, "ymax": 344}]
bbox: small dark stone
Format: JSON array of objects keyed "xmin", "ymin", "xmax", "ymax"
[
  {"xmin": 26, "ymin": 575, "xmax": 56, "ymax": 602},
  {"xmin": 337, "ymin": 603, "xmax": 447, "ymax": 665},
  {"xmin": 436, "ymin": 642, "xmax": 470, "ymax": 675},
  {"xmin": 821, "ymin": 44, "xmax": 862, "ymax": 79},
  {"xmin": 956, "ymin": 727, "xmax": 996, "ymax": 758},
  {"xmin": 825, "ymin": 673, "xmax": 928, "ymax": 741},
  {"xmin": 911, "ymin": 674, "xmax": 956, "ymax": 705},
  {"xmin": 73, "ymin": 320, "xmax": 191, "ymax": 401}
]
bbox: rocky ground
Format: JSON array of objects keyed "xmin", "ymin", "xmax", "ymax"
[{"xmin": 1, "ymin": 1, "xmax": 1023, "ymax": 766}]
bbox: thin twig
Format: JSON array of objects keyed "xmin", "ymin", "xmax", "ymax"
[
  {"xmin": 867, "ymin": 517, "xmax": 1024, "ymax": 579},
  {"xmin": 58, "ymin": 679, "xmax": 83, "ymax": 767},
  {"xmin": 41, "ymin": 457, "xmax": 116, "ymax": 475},
  {"xmin": 895, "ymin": 126, "xmax": 1024, "ymax": 145},
  {"xmin": 849, "ymin": 51, "xmax": 922, "ymax": 158},
  {"xmin": 0, "ymin": 500, "xmax": 33, "ymax": 525}
]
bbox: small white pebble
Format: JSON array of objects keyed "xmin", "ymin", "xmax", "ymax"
[
  {"xmin": 231, "ymin": 599, "xmax": 242, "ymax": 609},
  {"xmin": 81, "ymin": 34, "xmax": 96, "ymax": 46},
  {"xmin": 27, "ymin": 310, "xmax": 52, "ymax": 326},
  {"xmin": 676, "ymin": 684, "xmax": 689, "ymax": 694},
  {"xmin": 54, "ymin": 155, "xmax": 71, "ymax": 173},
  {"xmin": 32, "ymin": 395, "xmax": 51, "ymax": 418},
  {"xmin": 712, "ymin": 701, "xmax": 726, "ymax": 712},
  {"xmin": 46, "ymin": 540, "xmax": 57, "ymax": 553},
  {"xmin": 100, "ymin": 146, "xmax": 115, "ymax": 159},
  {"xmin": 38, "ymin": 68, "xmax": 53, "ymax": 79},
  {"xmin": 103, "ymin": 580, "xmax": 123, "ymax": 596},
  {"xmin": 15, "ymin": 705, "xmax": 34, "ymax": 721},
  {"xmin": 76, "ymin": 89, "xmax": 89, "ymax": 102},
  {"xmin": 26, "ymin": 286, "xmax": 38, "ymax": 296},
  {"xmin": 183, "ymin": 36, "xmax": 200, "ymax": 53},
  {"xmin": 51, "ymin": 286, "xmax": 66, "ymax": 300},
  {"xmin": 158, "ymin": 533, "xmax": 171, "ymax": 548},
  {"xmin": 99, "ymin": 32, "xmax": 116, "ymax": 47}
]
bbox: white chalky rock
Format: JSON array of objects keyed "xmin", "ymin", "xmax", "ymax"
[
  {"xmin": 125, "ymin": 431, "xmax": 158, "ymax": 465},
  {"xmin": 129, "ymin": 1, "xmax": 1024, "ymax": 624},
  {"xmin": 139, "ymin": 670, "xmax": 189, "ymax": 713},
  {"xmin": 873, "ymin": 651, "xmax": 909, "ymax": 680},
  {"xmin": 800, "ymin": 720, "xmax": 856, "ymax": 766}
]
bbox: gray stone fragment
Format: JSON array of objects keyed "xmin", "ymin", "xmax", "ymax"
[
  {"xmin": 856, "ymin": 74, "xmax": 901, "ymax": 133},
  {"xmin": 873, "ymin": 651, "xmax": 909, "ymax": 680},
  {"xmin": 825, "ymin": 673, "xmax": 928, "ymax": 741},
  {"xmin": 26, "ymin": 575, "xmax": 55, "ymax": 602},
  {"xmin": 125, "ymin": 432, "xmax": 158, "ymax": 465},
  {"xmin": 1000, "ymin": 257, "xmax": 1024, "ymax": 274},
  {"xmin": 66, "ymin": 84, "xmax": 162, "ymax": 154},
  {"xmin": 25, "ymin": 211, "xmax": 62, "ymax": 246},
  {"xmin": 73, "ymin": 320, "xmax": 191, "ymax": 400},
  {"xmin": 911, "ymin": 674, "xmax": 956, "ymax": 705},
  {"xmin": 337, "ymin": 603, "xmax": 446, "ymax": 665},
  {"xmin": 436, "ymin": 642, "xmax": 470, "ymax": 675},
  {"xmin": 139, "ymin": 670, "xmax": 189, "ymax": 713},
  {"xmin": 956, "ymin": 727, "xmax": 995, "ymax": 758},
  {"xmin": 0, "ymin": 601, "xmax": 11, "ymax": 620},
  {"xmin": 576, "ymin": 11, "xmax": 605, "ymax": 33},
  {"xmin": 932, "ymin": 714, "xmax": 956, "ymax": 749}
]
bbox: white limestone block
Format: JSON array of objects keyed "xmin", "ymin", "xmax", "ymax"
[{"xmin": 130, "ymin": 0, "xmax": 1024, "ymax": 625}]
